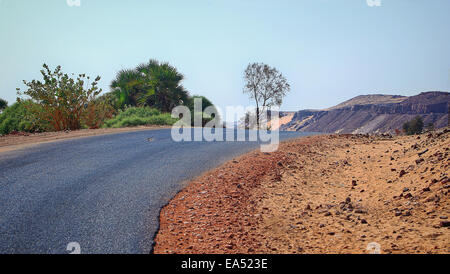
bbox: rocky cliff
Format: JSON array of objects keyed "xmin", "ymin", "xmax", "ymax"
[{"xmin": 281, "ymin": 91, "xmax": 449, "ymax": 133}]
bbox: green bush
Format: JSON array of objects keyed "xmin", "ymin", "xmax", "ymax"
[
  {"xmin": 0, "ymin": 101, "xmax": 47, "ymax": 135},
  {"xmin": 18, "ymin": 64, "xmax": 103, "ymax": 131},
  {"xmin": 103, "ymin": 107, "xmax": 177, "ymax": 128},
  {"xmin": 403, "ymin": 116, "xmax": 424, "ymax": 135}
]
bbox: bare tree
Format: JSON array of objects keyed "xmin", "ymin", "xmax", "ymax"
[{"xmin": 243, "ymin": 63, "xmax": 290, "ymax": 129}]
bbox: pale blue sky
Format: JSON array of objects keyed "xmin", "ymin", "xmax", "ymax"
[{"xmin": 0, "ymin": 0, "xmax": 449, "ymax": 111}]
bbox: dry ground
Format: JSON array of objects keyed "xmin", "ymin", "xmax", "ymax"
[
  {"xmin": 154, "ymin": 130, "xmax": 449, "ymax": 254},
  {"xmin": 0, "ymin": 125, "xmax": 169, "ymax": 153}
]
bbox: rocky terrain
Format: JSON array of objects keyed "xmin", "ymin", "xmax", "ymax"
[
  {"xmin": 154, "ymin": 129, "xmax": 450, "ymax": 254},
  {"xmin": 325, "ymin": 94, "xmax": 408, "ymax": 110},
  {"xmin": 281, "ymin": 91, "xmax": 449, "ymax": 134}
]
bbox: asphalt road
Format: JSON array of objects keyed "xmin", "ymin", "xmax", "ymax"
[{"xmin": 0, "ymin": 128, "xmax": 316, "ymax": 254}]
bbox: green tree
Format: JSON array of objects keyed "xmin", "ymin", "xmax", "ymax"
[
  {"xmin": 17, "ymin": 64, "xmax": 103, "ymax": 131},
  {"xmin": 186, "ymin": 95, "xmax": 219, "ymax": 126},
  {"xmin": 403, "ymin": 116, "xmax": 424, "ymax": 135},
  {"xmin": 186, "ymin": 95, "xmax": 215, "ymax": 113},
  {"xmin": 0, "ymin": 98, "xmax": 7, "ymax": 111},
  {"xmin": 111, "ymin": 59, "xmax": 189, "ymax": 112}
]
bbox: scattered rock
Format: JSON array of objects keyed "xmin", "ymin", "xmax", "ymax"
[
  {"xmin": 355, "ymin": 209, "xmax": 367, "ymax": 214},
  {"xmin": 404, "ymin": 193, "xmax": 413, "ymax": 199},
  {"xmin": 418, "ymin": 149, "xmax": 429, "ymax": 157},
  {"xmin": 154, "ymin": 131, "xmax": 450, "ymax": 254}
]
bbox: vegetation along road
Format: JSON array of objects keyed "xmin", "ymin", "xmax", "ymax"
[{"xmin": 0, "ymin": 128, "xmax": 315, "ymax": 254}]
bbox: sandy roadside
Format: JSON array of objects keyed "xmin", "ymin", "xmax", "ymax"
[
  {"xmin": 154, "ymin": 130, "xmax": 449, "ymax": 254},
  {"xmin": 0, "ymin": 125, "xmax": 170, "ymax": 153}
]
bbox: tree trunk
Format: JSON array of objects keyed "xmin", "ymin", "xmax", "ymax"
[{"xmin": 256, "ymin": 105, "xmax": 260, "ymax": 130}]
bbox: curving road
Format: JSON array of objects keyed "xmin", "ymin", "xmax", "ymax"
[{"xmin": 0, "ymin": 128, "xmax": 315, "ymax": 254}]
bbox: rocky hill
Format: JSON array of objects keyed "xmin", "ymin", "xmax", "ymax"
[
  {"xmin": 325, "ymin": 94, "xmax": 408, "ymax": 110},
  {"xmin": 281, "ymin": 91, "xmax": 449, "ymax": 134}
]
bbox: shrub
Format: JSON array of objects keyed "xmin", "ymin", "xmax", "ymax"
[
  {"xmin": 103, "ymin": 107, "xmax": 177, "ymax": 128},
  {"xmin": 403, "ymin": 116, "xmax": 424, "ymax": 135},
  {"xmin": 17, "ymin": 64, "xmax": 105, "ymax": 131},
  {"xmin": 81, "ymin": 94, "xmax": 117, "ymax": 129},
  {"xmin": 0, "ymin": 101, "xmax": 48, "ymax": 135}
]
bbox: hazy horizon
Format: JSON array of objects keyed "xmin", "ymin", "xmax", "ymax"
[{"xmin": 1, "ymin": 0, "xmax": 449, "ymax": 112}]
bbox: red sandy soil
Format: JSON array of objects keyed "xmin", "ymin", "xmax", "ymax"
[
  {"xmin": 154, "ymin": 129, "xmax": 450, "ymax": 254},
  {"xmin": 0, "ymin": 126, "xmax": 169, "ymax": 153}
]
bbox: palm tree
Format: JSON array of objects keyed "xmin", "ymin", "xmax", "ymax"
[
  {"xmin": 110, "ymin": 69, "xmax": 146, "ymax": 108},
  {"xmin": 135, "ymin": 60, "xmax": 189, "ymax": 112},
  {"xmin": 110, "ymin": 60, "xmax": 189, "ymax": 112}
]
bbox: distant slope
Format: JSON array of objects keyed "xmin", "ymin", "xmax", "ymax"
[
  {"xmin": 325, "ymin": 94, "xmax": 407, "ymax": 110},
  {"xmin": 281, "ymin": 91, "xmax": 449, "ymax": 134}
]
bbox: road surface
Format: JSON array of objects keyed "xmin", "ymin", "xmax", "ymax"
[{"xmin": 0, "ymin": 128, "xmax": 316, "ymax": 254}]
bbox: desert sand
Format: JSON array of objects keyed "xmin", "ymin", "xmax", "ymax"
[{"xmin": 154, "ymin": 129, "xmax": 449, "ymax": 254}]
